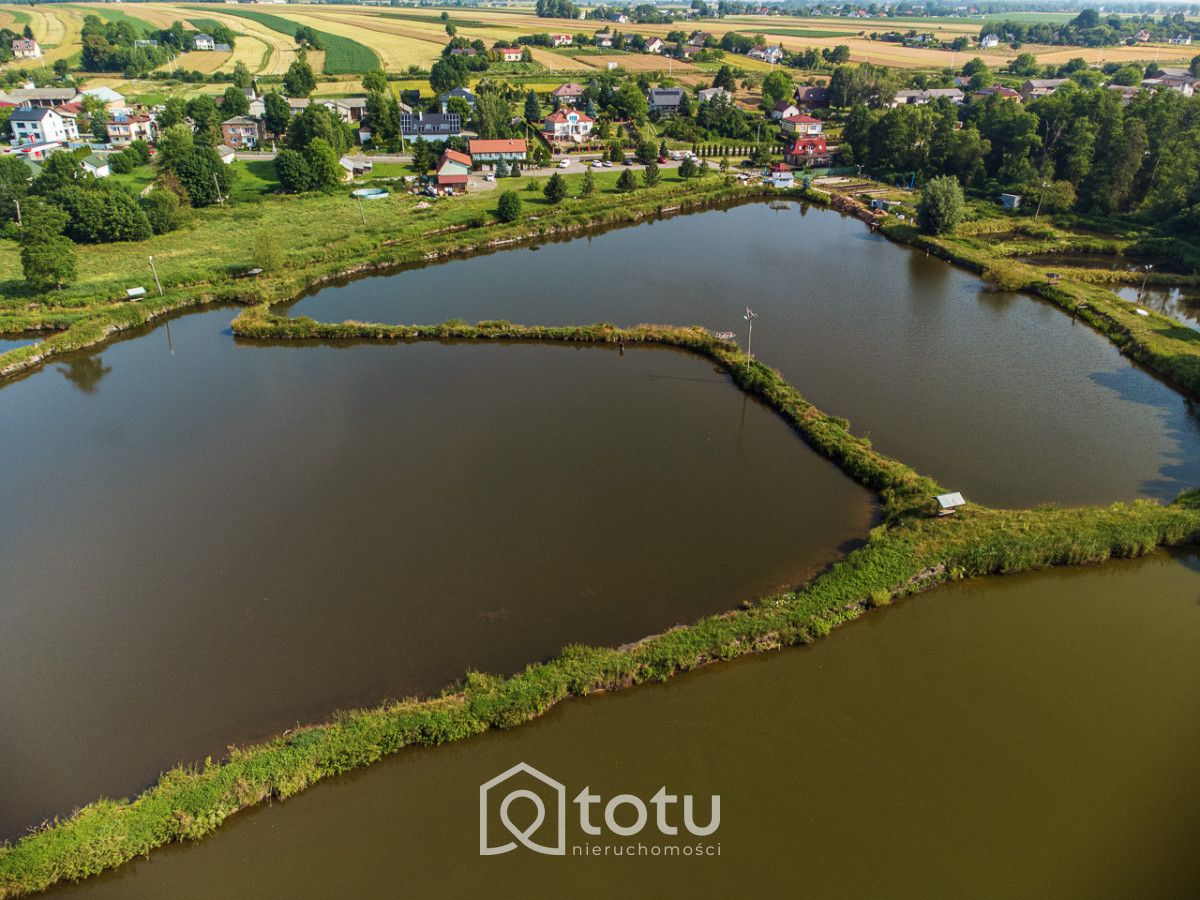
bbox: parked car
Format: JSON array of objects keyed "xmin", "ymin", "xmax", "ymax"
[
  {"xmin": 602, "ymin": 160, "xmax": 614, "ymax": 167},
  {"xmin": 670, "ymin": 150, "xmax": 683, "ymax": 160},
  {"xmin": 592, "ymin": 159, "xmax": 605, "ymax": 168},
  {"xmin": 657, "ymin": 155, "xmax": 668, "ymax": 164},
  {"xmin": 558, "ymin": 158, "xmax": 571, "ymax": 169},
  {"xmin": 483, "ymin": 173, "xmax": 495, "ymax": 182}
]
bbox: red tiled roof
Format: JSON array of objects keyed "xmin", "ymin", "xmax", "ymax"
[
  {"xmin": 440, "ymin": 148, "xmax": 472, "ymax": 166},
  {"xmin": 437, "ymin": 173, "xmax": 468, "ymax": 185},
  {"xmin": 551, "ymin": 83, "xmax": 585, "ymax": 96},
  {"xmin": 782, "ymin": 114, "xmax": 821, "ymax": 124},
  {"xmin": 469, "ymin": 139, "xmax": 527, "ymax": 155},
  {"xmin": 544, "ymin": 108, "xmax": 593, "ymax": 124}
]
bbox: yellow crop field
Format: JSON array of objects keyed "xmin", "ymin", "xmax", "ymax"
[{"xmin": 160, "ymin": 49, "xmax": 236, "ymax": 75}]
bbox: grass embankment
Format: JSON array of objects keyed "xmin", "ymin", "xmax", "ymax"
[
  {"xmin": 3, "ymin": 311, "xmax": 1198, "ymax": 897},
  {"xmin": 0, "ymin": 172, "xmax": 755, "ymax": 382},
  {"xmin": 204, "ymin": 6, "xmax": 379, "ymax": 74}
]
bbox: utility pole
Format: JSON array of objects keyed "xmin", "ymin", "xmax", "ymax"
[
  {"xmin": 1034, "ymin": 180, "xmax": 1048, "ymax": 219},
  {"xmin": 358, "ymin": 195, "xmax": 366, "ymax": 225},
  {"xmin": 744, "ymin": 307, "xmax": 758, "ymax": 362},
  {"xmin": 213, "ymin": 171, "xmax": 224, "ymax": 205},
  {"xmin": 13, "ymin": 198, "xmax": 20, "ymax": 226},
  {"xmin": 149, "ymin": 255, "xmax": 163, "ymax": 296},
  {"xmin": 1138, "ymin": 264, "xmax": 1153, "ymax": 304}
]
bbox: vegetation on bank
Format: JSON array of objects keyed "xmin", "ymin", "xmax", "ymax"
[{"xmin": 2, "ymin": 310, "xmax": 1198, "ymax": 898}]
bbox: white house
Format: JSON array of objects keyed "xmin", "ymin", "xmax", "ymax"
[
  {"xmin": 8, "ymin": 107, "xmax": 79, "ymax": 146},
  {"xmin": 697, "ymin": 86, "xmax": 731, "ymax": 103},
  {"xmin": 780, "ymin": 114, "xmax": 824, "ymax": 136},
  {"xmin": 594, "ymin": 31, "xmax": 614, "ymax": 48},
  {"xmin": 980, "ymin": 33, "xmax": 1000, "ymax": 48},
  {"xmin": 748, "ymin": 45, "xmax": 784, "ymax": 64},
  {"xmin": 497, "ymin": 46, "xmax": 522, "ymax": 61},
  {"xmin": 11, "ymin": 38, "xmax": 41, "ymax": 60},
  {"xmin": 542, "ymin": 107, "xmax": 592, "ymax": 141},
  {"xmin": 81, "ymin": 86, "xmax": 127, "ymax": 112},
  {"xmin": 645, "ymin": 37, "xmax": 664, "ymax": 54},
  {"xmin": 550, "ymin": 34, "xmax": 573, "ymax": 47},
  {"xmin": 194, "ymin": 33, "xmax": 216, "ymax": 51},
  {"xmin": 106, "ymin": 113, "xmax": 154, "ymax": 146},
  {"xmin": 770, "ymin": 100, "xmax": 800, "ymax": 119},
  {"xmin": 81, "ymin": 153, "xmax": 110, "ymax": 178}
]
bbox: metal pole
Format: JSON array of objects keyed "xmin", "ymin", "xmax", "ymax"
[
  {"xmin": 149, "ymin": 255, "xmax": 162, "ymax": 296},
  {"xmin": 1138, "ymin": 264, "xmax": 1153, "ymax": 303},
  {"xmin": 13, "ymin": 197, "xmax": 20, "ymax": 226},
  {"xmin": 358, "ymin": 195, "xmax": 365, "ymax": 224},
  {"xmin": 1034, "ymin": 181, "xmax": 1048, "ymax": 219},
  {"xmin": 213, "ymin": 171, "xmax": 224, "ymax": 204},
  {"xmin": 744, "ymin": 307, "xmax": 757, "ymax": 361}
]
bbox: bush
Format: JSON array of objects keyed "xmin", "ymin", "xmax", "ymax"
[
  {"xmin": 496, "ymin": 190, "xmax": 521, "ymax": 222},
  {"xmin": 139, "ymin": 189, "xmax": 188, "ymax": 235},
  {"xmin": 616, "ymin": 168, "xmax": 638, "ymax": 192},
  {"xmin": 917, "ymin": 176, "xmax": 965, "ymax": 235},
  {"xmin": 543, "ymin": 172, "xmax": 566, "ymax": 203},
  {"xmin": 254, "ymin": 230, "xmax": 284, "ymax": 272}
]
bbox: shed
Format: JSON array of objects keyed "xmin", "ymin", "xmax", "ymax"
[{"xmin": 999, "ymin": 193, "xmax": 1021, "ymax": 211}]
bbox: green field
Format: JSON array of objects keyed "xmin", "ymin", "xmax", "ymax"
[
  {"xmin": 204, "ymin": 6, "xmax": 380, "ymax": 74},
  {"xmin": 66, "ymin": 4, "xmax": 155, "ymax": 36},
  {"xmin": 738, "ymin": 28, "xmax": 849, "ymax": 38},
  {"xmin": 374, "ymin": 11, "xmax": 490, "ymax": 30}
]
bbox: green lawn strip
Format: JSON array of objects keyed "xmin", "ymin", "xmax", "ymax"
[
  {"xmin": 64, "ymin": 4, "xmax": 155, "ymax": 37},
  {"xmin": 737, "ymin": 28, "xmax": 849, "ymax": 38},
  {"xmin": 2, "ymin": 311, "xmax": 1197, "ymax": 896},
  {"xmin": 198, "ymin": 6, "xmax": 379, "ymax": 75},
  {"xmin": 372, "ymin": 11, "xmax": 491, "ymax": 29}
]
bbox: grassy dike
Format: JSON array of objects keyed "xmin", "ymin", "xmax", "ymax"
[{"xmin": 2, "ymin": 309, "xmax": 1199, "ymax": 897}]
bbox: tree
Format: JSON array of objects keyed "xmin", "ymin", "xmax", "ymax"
[
  {"xmin": 678, "ymin": 156, "xmax": 698, "ymax": 179},
  {"xmin": 429, "ymin": 56, "xmax": 469, "ymax": 95},
  {"xmin": 524, "ymin": 89, "xmax": 541, "ymax": 122},
  {"xmin": 761, "ymin": 70, "xmax": 793, "ymax": 110},
  {"xmin": 53, "ymin": 58, "xmax": 70, "ymax": 79},
  {"xmin": 616, "ymin": 167, "xmax": 638, "ymax": 192},
  {"xmin": 139, "ymin": 189, "xmax": 188, "ymax": 234},
  {"xmin": 274, "ymin": 148, "xmax": 313, "ymax": 193},
  {"xmin": 642, "ymin": 160, "xmax": 660, "ymax": 187},
  {"xmin": 362, "ymin": 69, "xmax": 388, "ymax": 94},
  {"xmin": 20, "ymin": 204, "xmax": 75, "ymax": 291},
  {"xmin": 607, "ymin": 141, "xmax": 625, "ymax": 163},
  {"xmin": 167, "ymin": 144, "xmax": 233, "ymax": 207},
  {"xmin": 157, "ymin": 96, "xmax": 188, "ymax": 130},
  {"xmin": 712, "ymin": 64, "xmax": 736, "ymax": 92},
  {"xmin": 1010, "ymin": 52, "xmax": 1039, "ymax": 77},
  {"xmin": 496, "ymin": 189, "xmax": 521, "ymax": 222},
  {"xmin": 581, "ymin": 166, "xmax": 595, "ymax": 197},
  {"xmin": 293, "ymin": 25, "xmax": 324, "ymax": 51},
  {"xmin": 263, "ymin": 90, "xmax": 291, "ymax": 138},
  {"xmin": 222, "ymin": 85, "xmax": 250, "ymax": 118},
  {"xmin": 53, "ymin": 184, "xmax": 152, "ymax": 243},
  {"xmin": 495, "ymin": 158, "xmax": 510, "ymax": 178},
  {"xmin": 917, "ymin": 175, "xmax": 966, "ymax": 235},
  {"xmin": 283, "ymin": 55, "xmax": 317, "ymax": 98},
  {"xmin": 185, "ymin": 94, "xmax": 221, "ymax": 145},
  {"xmin": 1191, "ymin": 54, "xmax": 1200, "ymax": 78},
  {"xmin": 543, "ymin": 171, "xmax": 566, "ymax": 203},
  {"xmin": 286, "ymin": 104, "xmax": 352, "ymax": 156},
  {"xmin": 473, "ymin": 90, "xmax": 513, "ymax": 140},
  {"xmin": 0, "ymin": 154, "xmax": 30, "ymax": 225},
  {"xmin": 304, "ymin": 138, "xmax": 344, "ymax": 191},
  {"xmin": 635, "ymin": 139, "xmax": 657, "ymax": 164},
  {"xmin": 233, "ymin": 60, "xmax": 253, "ymax": 90}
]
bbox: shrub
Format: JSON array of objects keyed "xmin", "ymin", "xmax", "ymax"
[
  {"xmin": 497, "ymin": 190, "xmax": 521, "ymax": 222},
  {"xmin": 139, "ymin": 189, "xmax": 188, "ymax": 235},
  {"xmin": 543, "ymin": 172, "xmax": 566, "ymax": 203}
]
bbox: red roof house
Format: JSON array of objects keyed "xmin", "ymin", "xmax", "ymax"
[{"xmin": 784, "ymin": 136, "xmax": 830, "ymax": 166}]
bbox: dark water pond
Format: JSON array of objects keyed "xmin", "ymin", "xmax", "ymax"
[
  {"xmin": 0, "ymin": 308, "xmax": 873, "ymax": 839},
  {"xmin": 288, "ymin": 202, "xmax": 1200, "ymax": 508},
  {"xmin": 1116, "ymin": 283, "xmax": 1200, "ymax": 332},
  {"xmin": 55, "ymin": 550, "xmax": 1200, "ymax": 900}
]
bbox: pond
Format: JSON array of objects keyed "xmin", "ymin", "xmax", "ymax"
[
  {"xmin": 54, "ymin": 549, "xmax": 1200, "ymax": 899},
  {"xmin": 0, "ymin": 308, "xmax": 873, "ymax": 840},
  {"xmin": 287, "ymin": 201, "xmax": 1200, "ymax": 509},
  {"xmin": 1115, "ymin": 283, "xmax": 1200, "ymax": 333}
]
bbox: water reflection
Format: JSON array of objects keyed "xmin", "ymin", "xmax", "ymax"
[{"xmin": 56, "ymin": 355, "xmax": 111, "ymax": 394}]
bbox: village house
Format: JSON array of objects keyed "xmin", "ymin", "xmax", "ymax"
[
  {"xmin": 106, "ymin": 113, "xmax": 154, "ymax": 146},
  {"xmin": 1145, "ymin": 67, "xmax": 1198, "ymax": 96},
  {"xmin": 976, "ymin": 84, "xmax": 1021, "ymax": 100},
  {"xmin": 748, "ymin": 45, "xmax": 784, "ymax": 64},
  {"xmin": 468, "ymin": 138, "xmax": 527, "ymax": 169},
  {"xmin": 768, "ymin": 162, "xmax": 794, "ymax": 188},
  {"xmin": 216, "ymin": 144, "xmax": 237, "ymax": 165},
  {"xmin": 697, "ymin": 86, "xmax": 731, "ymax": 104},
  {"xmin": 550, "ymin": 34, "xmax": 573, "ymax": 47},
  {"xmin": 551, "ymin": 82, "xmax": 586, "ymax": 105},
  {"xmin": 784, "ymin": 135, "xmax": 831, "ymax": 167},
  {"xmin": 439, "ymin": 87, "xmax": 478, "ymax": 109},
  {"xmin": 891, "ymin": 88, "xmax": 964, "ymax": 106},
  {"xmin": 1020, "ymin": 78, "xmax": 1069, "ymax": 100},
  {"xmin": 8, "ymin": 107, "xmax": 78, "ymax": 146},
  {"xmin": 497, "ymin": 46, "xmax": 523, "ymax": 61},
  {"xmin": 319, "ymin": 96, "xmax": 369, "ymax": 123},
  {"xmin": 780, "ymin": 114, "xmax": 824, "ymax": 136},
  {"xmin": 81, "ymin": 154, "xmax": 110, "ymax": 178},
  {"xmin": 644, "ymin": 37, "xmax": 665, "ymax": 54},
  {"xmin": 770, "ymin": 100, "xmax": 800, "ymax": 119},
  {"xmin": 221, "ymin": 116, "xmax": 262, "ymax": 149},
  {"xmin": 11, "ymin": 142, "xmax": 62, "ymax": 162},
  {"xmin": 11, "ymin": 38, "xmax": 41, "ymax": 60},
  {"xmin": 400, "ymin": 110, "xmax": 462, "ymax": 141},
  {"xmin": 448, "ymin": 47, "xmax": 477, "ymax": 57},
  {"xmin": 980, "ymin": 33, "xmax": 1000, "ymax": 48},
  {"xmin": 677, "ymin": 44, "xmax": 701, "ymax": 60},
  {"xmin": 794, "ymin": 85, "xmax": 830, "ymax": 108},
  {"xmin": 647, "ymin": 87, "xmax": 685, "ymax": 116},
  {"xmin": 593, "ymin": 31, "xmax": 614, "ymax": 48},
  {"xmin": 609, "ymin": 13, "xmax": 629, "ymax": 24},
  {"xmin": 435, "ymin": 148, "xmax": 471, "ymax": 192},
  {"xmin": 688, "ymin": 31, "xmax": 712, "ymax": 47},
  {"xmin": 1133, "ymin": 29, "xmax": 1151, "ymax": 42},
  {"xmin": 542, "ymin": 107, "xmax": 593, "ymax": 142},
  {"xmin": 193, "ymin": 33, "xmax": 216, "ymax": 51},
  {"xmin": 1169, "ymin": 33, "xmax": 1193, "ymax": 45},
  {"xmin": 7, "ymin": 87, "xmax": 80, "ymax": 108}
]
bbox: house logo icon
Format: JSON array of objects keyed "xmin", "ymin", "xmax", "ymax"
[{"xmin": 479, "ymin": 762, "xmax": 566, "ymax": 856}]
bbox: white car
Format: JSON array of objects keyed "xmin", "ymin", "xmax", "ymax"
[
  {"xmin": 592, "ymin": 159, "xmax": 605, "ymax": 168},
  {"xmin": 558, "ymin": 158, "xmax": 571, "ymax": 169}
]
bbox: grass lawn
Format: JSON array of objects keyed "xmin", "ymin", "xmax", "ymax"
[
  {"xmin": 227, "ymin": 159, "xmax": 280, "ymax": 201},
  {"xmin": 107, "ymin": 164, "xmax": 157, "ymax": 196},
  {"xmin": 361, "ymin": 162, "xmax": 412, "ymax": 180}
]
